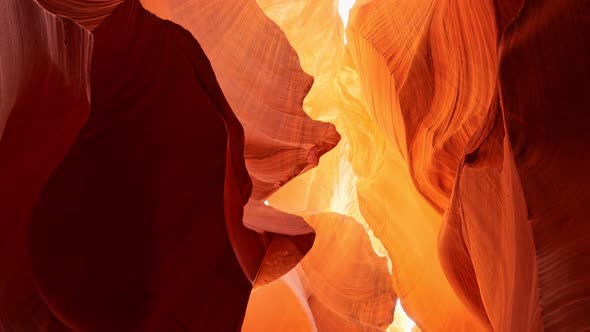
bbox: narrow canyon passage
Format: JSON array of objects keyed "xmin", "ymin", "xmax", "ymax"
[{"xmin": 0, "ymin": 0, "xmax": 588, "ymax": 331}]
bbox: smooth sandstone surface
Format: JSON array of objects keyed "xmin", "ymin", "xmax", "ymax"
[
  {"xmin": 440, "ymin": 1, "xmax": 590, "ymax": 331},
  {"xmin": 140, "ymin": 0, "xmax": 340, "ymax": 284},
  {"xmin": 1, "ymin": 0, "xmax": 589, "ymax": 331},
  {"xmin": 28, "ymin": 1, "xmax": 252, "ymax": 330},
  {"xmin": 254, "ymin": 0, "xmax": 589, "ymax": 331},
  {"xmin": 2, "ymin": 0, "xmax": 338, "ymax": 330},
  {"xmin": 244, "ymin": 213, "xmax": 395, "ymax": 332},
  {"xmin": 0, "ymin": 0, "xmax": 91, "ymax": 330}
]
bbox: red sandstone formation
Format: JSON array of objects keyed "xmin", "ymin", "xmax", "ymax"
[
  {"xmin": 1, "ymin": 0, "xmax": 335, "ymax": 329},
  {"xmin": 243, "ymin": 213, "xmax": 395, "ymax": 332},
  {"xmin": 0, "ymin": 0, "xmax": 588, "ymax": 331},
  {"xmin": 440, "ymin": 1, "xmax": 590, "ymax": 331},
  {"xmin": 0, "ymin": 0, "xmax": 92, "ymax": 329}
]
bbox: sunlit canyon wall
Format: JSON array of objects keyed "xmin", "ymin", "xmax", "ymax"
[{"xmin": 0, "ymin": 0, "xmax": 588, "ymax": 331}]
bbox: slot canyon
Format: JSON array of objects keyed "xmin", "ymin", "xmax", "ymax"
[{"xmin": 1, "ymin": 0, "xmax": 589, "ymax": 331}]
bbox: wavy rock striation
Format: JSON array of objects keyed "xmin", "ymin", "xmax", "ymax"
[
  {"xmin": 440, "ymin": 1, "xmax": 590, "ymax": 331},
  {"xmin": 1, "ymin": 0, "xmax": 589, "ymax": 331}
]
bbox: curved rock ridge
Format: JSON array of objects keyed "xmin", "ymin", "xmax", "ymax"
[
  {"xmin": 243, "ymin": 213, "xmax": 395, "ymax": 332},
  {"xmin": 348, "ymin": 0, "xmax": 498, "ymax": 214},
  {"xmin": 336, "ymin": 54, "xmax": 485, "ymax": 330},
  {"xmin": 139, "ymin": 0, "xmax": 341, "ymax": 202},
  {"xmin": 0, "ymin": 0, "xmax": 91, "ymax": 330},
  {"xmin": 27, "ymin": 1, "xmax": 253, "ymax": 330},
  {"xmin": 250, "ymin": 0, "xmax": 493, "ymax": 330},
  {"xmin": 247, "ymin": 2, "xmax": 401, "ymax": 330},
  {"xmin": 440, "ymin": 0, "xmax": 590, "ymax": 331},
  {"xmin": 256, "ymin": 0, "xmax": 495, "ymax": 330},
  {"xmin": 2, "ymin": 0, "xmax": 590, "ymax": 331},
  {"xmin": 250, "ymin": 0, "xmax": 589, "ymax": 331},
  {"xmin": 140, "ymin": 0, "xmax": 340, "ymax": 284},
  {"xmin": 2, "ymin": 0, "xmax": 339, "ymax": 330}
]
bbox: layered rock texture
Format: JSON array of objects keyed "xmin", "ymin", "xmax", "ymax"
[{"xmin": 0, "ymin": 0, "xmax": 588, "ymax": 331}]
